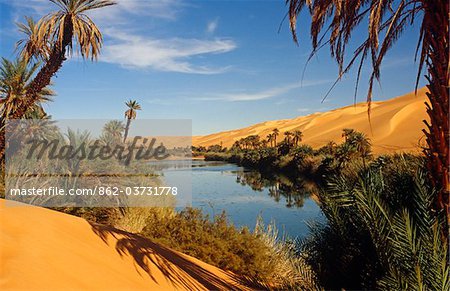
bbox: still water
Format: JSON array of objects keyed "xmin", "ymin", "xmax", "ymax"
[{"xmin": 153, "ymin": 160, "xmax": 323, "ymax": 239}]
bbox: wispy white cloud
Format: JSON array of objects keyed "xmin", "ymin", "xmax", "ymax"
[
  {"xmin": 4, "ymin": 0, "xmax": 235, "ymax": 74},
  {"xmin": 101, "ymin": 29, "xmax": 236, "ymax": 74},
  {"xmin": 88, "ymin": 0, "xmax": 184, "ymax": 23},
  {"xmin": 206, "ymin": 18, "xmax": 219, "ymax": 34},
  {"xmin": 196, "ymin": 80, "xmax": 332, "ymax": 102},
  {"xmin": 5, "ymin": 0, "xmax": 182, "ymax": 21}
]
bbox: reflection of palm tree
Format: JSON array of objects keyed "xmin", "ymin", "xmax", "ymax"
[
  {"xmin": 294, "ymin": 197, "xmax": 304, "ymax": 208},
  {"xmin": 237, "ymin": 170, "xmax": 315, "ymax": 209},
  {"xmin": 286, "ymin": 194, "xmax": 294, "ymax": 208},
  {"xmin": 269, "ymin": 186, "xmax": 281, "ymax": 203},
  {"xmin": 286, "ymin": 0, "xmax": 449, "ymax": 222},
  {"xmin": 123, "ymin": 100, "xmax": 141, "ymax": 142}
]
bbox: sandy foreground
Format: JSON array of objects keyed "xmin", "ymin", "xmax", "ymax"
[
  {"xmin": 0, "ymin": 199, "xmax": 254, "ymax": 290},
  {"xmin": 193, "ymin": 88, "xmax": 429, "ymax": 154}
]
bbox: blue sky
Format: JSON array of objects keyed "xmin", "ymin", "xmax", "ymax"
[{"xmin": 0, "ymin": 0, "xmax": 425, "ymax": 135}]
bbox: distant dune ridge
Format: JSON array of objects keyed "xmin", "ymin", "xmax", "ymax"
[
  {"xmin": 193, "ymin": 88, "xmax": 429, "ymax": 154},
  {"xmin": 0, "ymin": 200, "xmax": 252, "ymax": 290}
]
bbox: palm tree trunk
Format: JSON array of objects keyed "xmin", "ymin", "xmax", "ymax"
[
  {"xmin": 0, "ymin": 17, "xmax": 73, "ymax": 162},
  {"xmin": 421, "ymin": 0, "xmax": 449, "ymax": 234},
  {"xmin": 123, "ymin": 118, "xmax": 131, "ymax": 143}
]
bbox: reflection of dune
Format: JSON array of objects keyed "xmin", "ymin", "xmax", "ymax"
[
  {"xmin": 193, "ymin": 88, "xmax": 429, "ymax": 154},
  {"xmin": 0, "ymin": 200, "xmax": 254, "ymax": 290}
]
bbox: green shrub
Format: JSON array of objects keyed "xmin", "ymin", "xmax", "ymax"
[
  {"xmin": 139, "ymin": 208, "xmax": 318, "ymax": 289},
  {"xmin": 302, "ymin": 156, "xmax": 449, "ymax": 290},
  {"xmin": 140, "ymin": 208, "xmax": 274, "ymax": 279}
]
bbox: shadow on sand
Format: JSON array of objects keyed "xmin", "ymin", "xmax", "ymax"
[{"xmin": 89, "ymin": 222, "xmax": 268, "ymax": 290}]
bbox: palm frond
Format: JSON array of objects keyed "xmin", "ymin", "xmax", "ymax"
[{"xmin": 286, "ymin": 0, "xmax": 421, "ymax": 106}]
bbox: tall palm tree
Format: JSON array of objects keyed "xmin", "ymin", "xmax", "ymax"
[
  {"xmin": 0, "ymin": 58, "xmax": 53, "ymax": 120},
  {"xmin": 0, "ymin": 0, "xmax": 115, "ymax": 161},
  {"xmin": 292, "ymin": 130, "xmax": 303, "ymax": 146},
  {"xmin": 286, "ymin": 0, "xmax": 449, "ymax": 225},
  {"xmin": 123, "ymin": 100, "xmax": 141, "ymax": 142},
  {"xmin": 272, "ymin": 128, "xmax": 280, "ymax": 146},
  {"xmin": 9, "ymin": 0, "xmax": 115, "ymax": 120}
]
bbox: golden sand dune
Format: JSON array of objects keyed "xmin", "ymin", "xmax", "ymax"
[
  {"xmin": 0, "ymin": 200, "xmax": 253, "ymax": 290},
  {"xmin": 193, "ymin": 88, "xmax": 429, "ymax": 154}
]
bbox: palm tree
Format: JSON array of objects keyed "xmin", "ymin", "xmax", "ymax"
[
  {"xmin": 286, "ymin": 0, "xmax": 449, "ymax": 225},
  {"xmin": 9, "ymin": 0, "xmax": 115, "ymax": 120},
  {"xmin": 272, "ymin": 128, "xmax": 280, "ymax": 146},
  {"xmin": 292, "ymin": 130, "xmax": 303, "ymax": 146},
  {"xmin": 284, "ymin": 131, "xmax": 292, "ymax": 144},
  {"xmin": 0, "ymin": 0, "xmax": 115, "ymax": 162},
  {"xmin": 248, "ymin": 135, "xmax": 260, "ymax": 149},
  {"xmin": 0, "ymin": 58, "xmax": 53, "ymax": 120},
  {"xmin": 323, "ymin": 141, "xmax": 338, "ymax": 156},
  {"xmin": 64, "ymin": 128, "xmax": 90, "ymax": 188},
  {"xmin": 266, "ymin": 133, "xmax": 274, "ymax": 147},
  {"xmin": 101, "ymin": 120, "xmax": 124, "ymax": 145},
  {"xmin": 349, "ymin": 132, "xmax": 372, "ymax": 167},
  {"xmin": 342, "ymin": 128, "xmax": 355, "ymax": 143},
  {"xmin": 260, "ymin": 140, "xmax": 268, "ymax": 148},
  {"xmin": 232, "ymin": 140, "xmax": 241, "ymax": 151},
  {"xmin": 16, "ymin": 16, "xmax": 50, "ymax": 63},
  {"xmin": 336, "ymin": 142, "xmax": 356, "ymax": 169},
  {"xmin": 123, "ymin": 100, "xmax": 141, "ymax": 142}
]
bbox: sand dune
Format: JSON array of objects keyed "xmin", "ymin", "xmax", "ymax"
[
  {"xmin": 193, "ymin": 88, "xmax": 429, "ymax": 154},
  {"xmin": 0, "ymin": 199, "xmax": 253, "ymax": 290}
]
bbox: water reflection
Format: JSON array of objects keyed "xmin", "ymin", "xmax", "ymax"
[
  {"xmin": 236, "ymin": 171, "xmax": 318, "ymax": 208},
  {"xmin": 152, "ymin": 159, "xmax": 322, "ymax": 238}
]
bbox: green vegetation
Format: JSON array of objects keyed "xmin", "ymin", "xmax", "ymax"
[
  {"xmin": 285, "ymin": 0, "xmax": 449, "ymax": 236},
  {"xmin": 0, "ymin": 0, "xmax": 448, "ymax": 289},
  {"xmin": 139, "ymin": 207, "xmax": 316, "ymax": 289},
  {"xmin": 0, "ymin": 58, "xmax": 54, "ymax": 119},
  {"xmin": 196, "ymin": 128, "xmax": 372, "ymax": 183},
  {"xmin": 0, "ymin": 0, "xmax": 116, "ymax": 161},
  {"xmin": 303, "ymin": 155, "xmax": 449, "ymax": 290},
  {"xmin": 195, "ymin": 131, "xmax": 449, "ymax": 289}
]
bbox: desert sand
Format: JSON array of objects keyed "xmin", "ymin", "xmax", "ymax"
[
  {"xmin": 193, "ymin": 88, "xmax": 429, "ymax": 154},
  {"xmin": 0, "ymin": 199, "xmax": 253, "ymax": 290}
]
